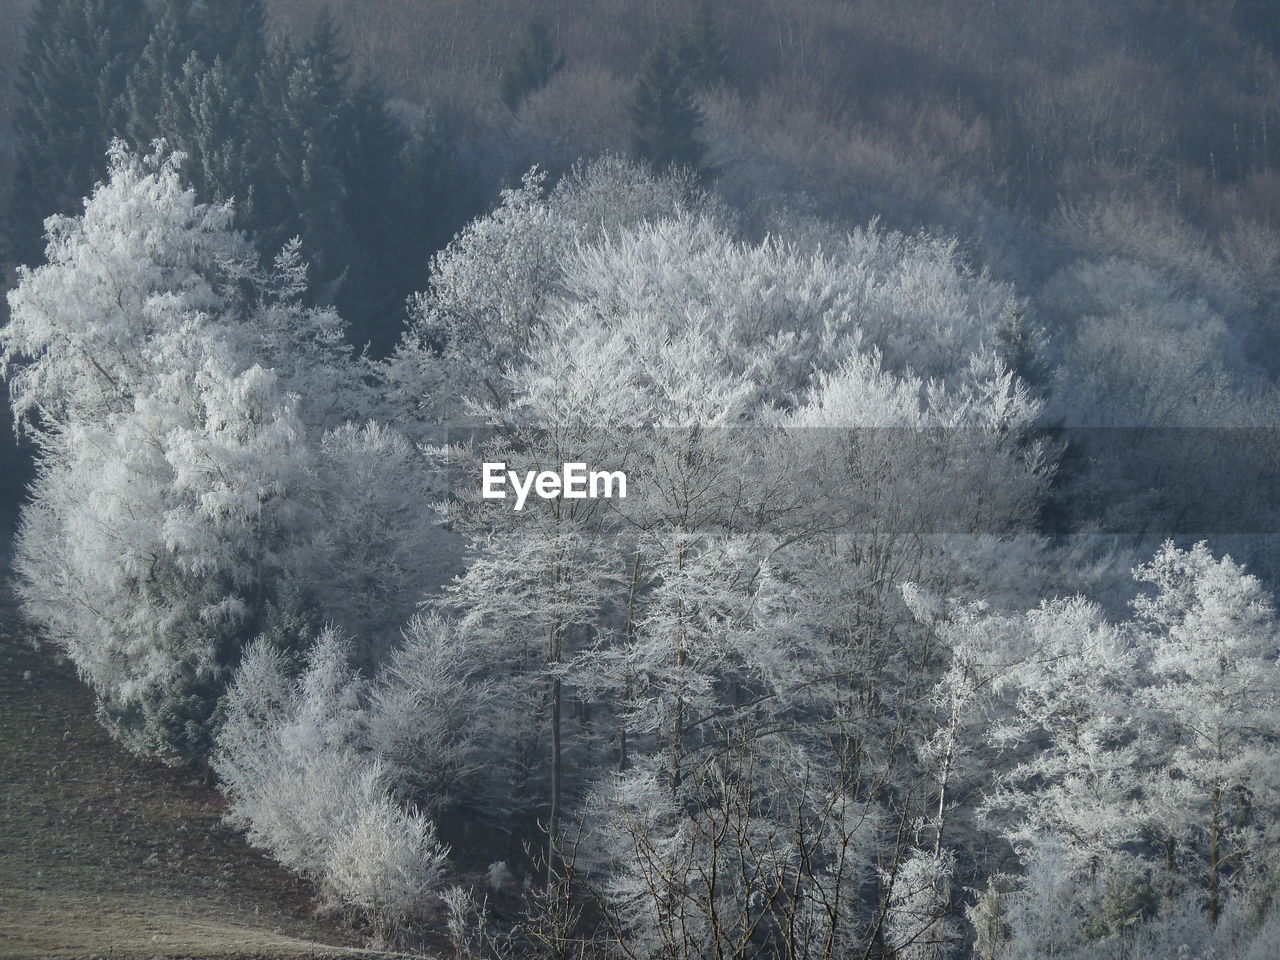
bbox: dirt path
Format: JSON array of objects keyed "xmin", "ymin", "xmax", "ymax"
[{"xmin": 0, "ymin": 582, "xmax": 397, "ymax": 960}]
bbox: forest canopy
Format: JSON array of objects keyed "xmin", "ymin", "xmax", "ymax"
[{"xmin": 2, "ymin": 1, "xmax": 1280, "ymax": 958}]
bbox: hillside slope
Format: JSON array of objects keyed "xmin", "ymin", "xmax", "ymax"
[{"xmin": 0, "ymin": 582, "xmax": 393, "ymax": 960}]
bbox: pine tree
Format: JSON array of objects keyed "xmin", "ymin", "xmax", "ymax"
[
  {"xmin": 264, "ymin": 56, "xmax": 351, "ymax": 305},
  {"xmin": 185, "ymin": 0, "xmax": 267, "ymax": 87},
  {"xmin": 629, "ymin": 38, "xmax": 710, "ymax": 177},
  {"xmin": 177, "ymin": 57, "xmax": 254, "ymax": 209},
  {"xmin": 123, "ymin": 4, "xmax": 188, "ymax": 147},
  {"xmin": 9, "ymin": 0, "xmax": 152, "ymax": 263},
  {"xmin": 124, "ymin": 0, "xmax": 264, "ymax": 158},
  {"xmin": 675, "ymin": 1, "xmax": 730, "ymax": 89},
  {"xmin": 499, "ymin": 20, "xmax": 565, "ymax": 112},
  {"xmin": 337, "ymin": 72, "xmax": 410, "ymax": 353},
  {"xmin": 302, "ymin": 7, "xmax": 351, "ymax": 117}
]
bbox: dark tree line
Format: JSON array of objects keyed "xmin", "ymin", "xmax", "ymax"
[
  {"xmin": 8, "ymin": 0, "xmax": 740, "ymax": 351},
  {"xmin": 9, "ymin": 0, "xmax": 476, "ymax": 354},
  {"xmin": 628, "ymin": 1, "xmax": 728, "ymax": 178}
]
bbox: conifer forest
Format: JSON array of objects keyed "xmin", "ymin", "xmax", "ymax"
[{"xmin": 2, "ymin": 2, "xmax": 1280, "ymax": 958}]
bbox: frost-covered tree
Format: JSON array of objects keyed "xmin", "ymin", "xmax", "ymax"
[
  {"xmin": 1133, "ymin": 542, "xmax": 1280, "ymax": 924},
  {"xmin": 388, "ymin": 156, "xmax": 728, "ymax": 422},
  {"xmin": 2, "ymin": 143, "xmax": 435, "ymax": 759},
  {"xmin": 365, "ymin": 612, "xmax": 494, "ymax": 813},
  {"xmin": 300, "ymin": 422, "xmax": 451, "ymax": 662},
  {"xmin": 967, "ymin": 542, "xmax": 1280, "ymax": 957},
  {"xmin": 584, "ymin": 742, "xmax": 884, "ymax": 960},
  {"xmin": 16, "ymin": 359, "xmax": 309, "ymax": 758},
  {"xmin": 4, "ymin": 146, "xmax": 315, "ymax": 758},
  {"xmin": 884, "ymin": 848, "xmax": 960, "ymax": 960},
  {"xmin": 981, "ymin": 597, "xmax": 1148, "ymax": 886},
  {"xmin": 4, "ymin": 144, "xmax": 248, "ymax": 430}
]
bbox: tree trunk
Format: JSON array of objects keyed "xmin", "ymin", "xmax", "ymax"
[
  {"xmin": 670, "ymin": 535, "xmax": 687, "ymax": 794},
  {"xmin": 548, "ymin": 673, "xmax": 562, "ymax": 889},
  {"xmin": 547, "ymin": 545, "xmax": 564, "ymax": 891},
  {"xmin": 1208, "ymin": 783, "xmax": 1221, "ymax": 925},
  {"xmin": 619, "ymin": 551, "xmax": 641, "ymax": 772}
]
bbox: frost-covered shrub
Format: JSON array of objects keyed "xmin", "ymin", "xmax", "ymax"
[
  {"xmin": 884, "ymin": 849, "xmax": 960, "ymax": 960},
  {"xmin": 215, "ymin": 628, "xmax": 371, "ymax": 876},
  {"xmin": 324, "ymin": 789, "xmax": 450, "ymax": 942},
  {"xmin": 215, "ymin": 627, "xmax": 450, "ymax": 935}
]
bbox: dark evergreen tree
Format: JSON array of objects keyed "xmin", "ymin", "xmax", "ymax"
[
  {"xmin": 500, "ymin": 20, "xmax": 566, "ymax": 112},
  {"xmin": 9, "ymin": 0, "xmax": 152, "ymax": 263},
  {"xmin": 389, "ymin": 118, "xmax": 487, "ymax": 351},
  {"xmin": 675, "ymin": 1, "xmax": 730, "ymax": 89},
  {"xmin": 337, "ymin": 72, "xmax": 410, "ymax": 352},
  {"xmin": 110, "ymin": 2, "xmax": 473, "ymax": 353},
  {"xmin": 264, "ymin": 56, "xmax": 351, "ymax": 305},
  {"xmin": 172, "ymin": 56, "xmax": 254, "ymax": 210},
  {"xmin": 184, "ymin": 0, "xmax": 267, "ymax": 88},
  {"xmin": 302, "ymin": 6, "xmax": 350, "ymax": 111},
  {"xmin": 126, "ymin": 0, "xmax": 264, "ymax": 147},
  {"xmin": 629, "ymin": 38, "xmax": 710, "ymax": 177},
  {"xmin": 123, "ymin": 5, "xmax": 189, "ymax": 147},
  {"xmin": 123, "ymin": 2, "xmax": 265, "ymax": 241}
]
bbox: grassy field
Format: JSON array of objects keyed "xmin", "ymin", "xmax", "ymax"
[{"xmin": 0, "ymin": 581, "xmax": 401, "ymax": 960}]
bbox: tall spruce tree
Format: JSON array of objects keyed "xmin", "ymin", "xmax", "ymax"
[
  {"xmin": 264, "ymin": 56, "xmax": 351, "ymax": 306},
  {"xmin": 188, "ymin": 0, "xmax": 267, "ymax": 82},
  {"xmin": 9, "ymin": 0, "xmax": 152, "ymax": 263},
  {"xmin": 124, "ymin": 4, "xmax": 188, "ymax": 147},
  {"xmin": 173, "ymin": 56, "xmax": 254, "ymax": 210},
  {"xmin": 500, "ymin": 21, "xmax": 565, "ymax": 112},
  {"xmin": 675, "ymin": 1, "xmax": 729, "ymax": 89},
  {"xmin": 302, "ymin": 7, "xmax": 350, "ymax": 109},
  {"xmin": 629, "ymin": 38, "xmax": 710, "ymax": 177},
  {"xmin": 337, "ymin": 73, "xmax": 410, "ymax": 352}
]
